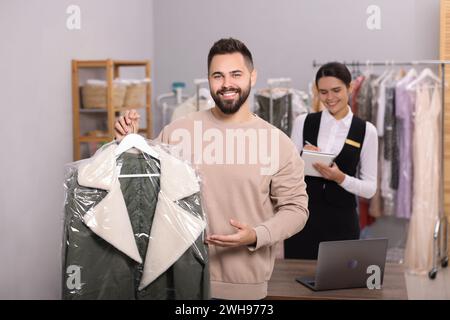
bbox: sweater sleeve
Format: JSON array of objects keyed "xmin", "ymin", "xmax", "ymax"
[{"xmin": 252, "ymin": 145, "xmax": 309, "ymax": 250}]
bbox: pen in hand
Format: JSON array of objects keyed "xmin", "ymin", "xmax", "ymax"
[{"xmin": 304, "ymin": 140, "xmax": 320, "ymax": 152}]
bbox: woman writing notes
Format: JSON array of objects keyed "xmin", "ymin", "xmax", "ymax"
[{"xmin": 286, "ymin": 62, "xmax": 378, "ymax": 259}]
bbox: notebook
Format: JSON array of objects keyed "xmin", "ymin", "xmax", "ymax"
[{"xmin": 301, "ymin": 150, "xmax": 336, "ymax": 177}]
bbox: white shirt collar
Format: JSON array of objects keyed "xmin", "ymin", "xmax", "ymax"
[{"xmin": 322, "ymin": 106, "xmax": 353, "ymax": 128}]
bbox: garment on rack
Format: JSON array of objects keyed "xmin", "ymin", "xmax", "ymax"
[
  {"xmin": 384, "ymin": 86, "xmax": 399, "ymax": 189},
  {"xmin": 356, "ymin": 74, "xmax": 378, "ymax": 122},
  {"xmin": 379, "ymin": 85, "xmax": 397, "ymax": 216},
  {"xmin": 376, "ymin": 71, "xmax": 394, "ymax": 137},
  {"xmin": 368, "ymin": 140, "xmax": 384, "ymax": 219},
  {"xmin": 353, "ymin": 72, "xmax": 386, "ymax": 218},
  {"xmin": 62, "ymin": 142, "xmax": 209, "ymax": 299},
  {"xmin": 157, "ymin": 94, "xmax": 189, "ymax": 128},
  {"xmin": 370, "ymin": 75, "xmax": 385, "ymax": 128},
  {"xmin": 351, "ymin": 75, "xmax": 376, "ymax": 229},
  {"xmin": 254, "ymin": 88, "xmax": 293, "ymax": 136},
  {"xmin": 358, "ymin": 74, "xmax": 382, "ymax": 218},
  {"xmin": 395, "ymin": 73, "xmax": 416, "ymax": 219},
  {"xmin": 351, "ymin": 75, "xmax": 365, "ymax": 115},
  {"xmin": 171, "ymin": 95, "xmax": 214, "ymax": 122},
  {"xmin": 405, "ymin": 84, "xmax": 441, "ymax": 274},
  {"xmin": 290, "ymin": 89, "xmax": 310, "ymax": 118},
  {"xmin": 359, "ymin": 197, "xmax": 376, "ymax": 230}
]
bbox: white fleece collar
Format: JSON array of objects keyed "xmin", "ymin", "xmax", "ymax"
[{"xmin": 77, "ymin": 144, "xmax": 205, "ymax": 290}]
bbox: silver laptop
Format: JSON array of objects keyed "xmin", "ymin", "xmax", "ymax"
[{"xmin": 296, "ymin": 238, "xmax": 388, "ymax": 291}]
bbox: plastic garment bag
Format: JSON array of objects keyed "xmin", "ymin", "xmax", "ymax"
[{"xmin": 62, "ymin": 139, "xmax": 209, "ymax": 299}]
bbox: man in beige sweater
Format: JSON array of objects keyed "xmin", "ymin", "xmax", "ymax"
[{"xmin": 115, "ymin": 38, "xmax": 309, "ymax": 299}]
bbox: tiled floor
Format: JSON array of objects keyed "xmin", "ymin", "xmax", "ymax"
[{"xmin": 405, "ymin": 265, "xmax": 450, "ymax": 299}]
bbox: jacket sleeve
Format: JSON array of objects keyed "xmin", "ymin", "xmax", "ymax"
[{"xmin": 252, "ymin": 146, "xmax": 309, "ymax": 250}]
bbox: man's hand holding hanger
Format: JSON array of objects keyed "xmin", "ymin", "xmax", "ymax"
[{"xmin": 115, "ymin": 109, "xmax": 140, "ymax": 141}]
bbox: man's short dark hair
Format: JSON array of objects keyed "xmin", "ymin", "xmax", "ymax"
[{"xmin": 207, "ymin": 38, "xmax": 254, "ymax": 71}]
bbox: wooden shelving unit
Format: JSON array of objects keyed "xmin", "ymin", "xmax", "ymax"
[{"xmin": 71, "ymin": 59, "xmax": 152, "ymax": 160}]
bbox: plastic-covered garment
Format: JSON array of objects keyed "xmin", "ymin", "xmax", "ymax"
[
  {"xmin": 62, "ymin": 141, "xmax": 210, "ymax": 299},
  {"xmin": 380, "ymin": 85, "xmax": 397, "ymax": 217},
  {"xmin": 356, "ymin": 74, "xmax": 378, "ymax": 123},
  {"xmin": 405, "ymin": 85, "xmax": 441, "ymax": 274},
  {"xmin": 395, "ymin": 73, "xmax": 417, "ymax": 219},
  {"xmin": 171, "ymin": 89, "xmax": 215, "ymax": 122},
  {"xmin": 255, "ymin": 88, "xmax": 293, "ymax": 136}
]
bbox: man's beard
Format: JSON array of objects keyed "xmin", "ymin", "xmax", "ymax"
[{"xmin": 211, "ymin": 82, "xmax": 251, "ymax": 115}]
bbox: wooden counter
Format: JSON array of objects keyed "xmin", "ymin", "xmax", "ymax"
[{"xmin": 267, "ymin": 259, "xmax": 408, "ymax": 300}]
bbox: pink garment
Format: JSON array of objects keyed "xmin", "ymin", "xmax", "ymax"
[
  {"xmin": 405, "ymin": 85, "xmax": 441, "ymax": 274},
  {"xmin": 351, "ymin": 76, "xmax": 365, "ymax": 115}
]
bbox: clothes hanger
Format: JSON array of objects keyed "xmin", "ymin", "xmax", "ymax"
[
  {"xmin": 397, "ymin": 67, "xmax": 418, "ymax": 87},
  {"xmin": 115, "ymin": 133, "xmax": 159, "ymax": 159},
  {"xmin": 405, "ymin": 67, "xmax": 418, "ymax": 78},
  {"xmin": 364, "ymin": 60, "xmax": 373, "ymax": 76},
  {"xmin": 406, "ymin": 68, "xmax": 441, "ymax": 91},
  {"xmin": 380, "ymin": 61, "xmax": 397, "ymax": 85},
  {"xmin": 198, "ymin": 87, "xmax": 212, "ymax": 101},
  {"xmin": 115, "ymin": 133, "xmax": 160, "ymax": 178},
  {"xmin": 373, "ymin": 60, "xmax": 391, "ymax": 85}
]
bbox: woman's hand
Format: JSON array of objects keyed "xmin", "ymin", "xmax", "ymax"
[
  {"xmin": 114, "ymin": 109, "xmax": 140, "ymax": 141},
  {"xmin": 304, "ymin": 145, "xmax": 320, "ymax": 152},
  {"xmin": 313, "ymin": 162, "xmax": 346, "ymax": 184}
]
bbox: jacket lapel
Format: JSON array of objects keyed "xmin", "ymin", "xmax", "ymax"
[
  {"xmin": 77, "ymin": 145, "xmax": 142, "ymax": 264},
  {"xmin": 139, "ymin": 146, "xmax": 205, "ymax": 290}
]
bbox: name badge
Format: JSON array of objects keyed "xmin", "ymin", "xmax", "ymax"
[{"xmin": 345, "ymin": 139, "xmax": 361, "ymax": 148}]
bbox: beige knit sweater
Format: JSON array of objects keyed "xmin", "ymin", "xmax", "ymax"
[{"xmin": 157, "ymin": 109, "xmax": 309, "ymax": 299}]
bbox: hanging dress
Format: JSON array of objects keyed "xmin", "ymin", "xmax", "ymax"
[{"xmin": 405, "ymin": 84, "xmax": 441, "ymax": 274}]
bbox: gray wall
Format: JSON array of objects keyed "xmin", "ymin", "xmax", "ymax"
[
  {"xmin": 0, "ymin": 0, "xmax": 441, "ymax": 299},
  {"xmin": 153, "ymin": 0, "xmax": 439, "ymax": 134},
  {"xmin": 0, "ymin": 0, "xmax": 154, "ymax": 299}
]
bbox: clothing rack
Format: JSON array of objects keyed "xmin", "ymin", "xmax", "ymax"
[
  {"xmin": 313, "ymin": 59, "xmax": 450, "ymax": 279},
  {"xmin": 194, "ymin": 78, "xmax": 209, "ymax": 111},
  {"xmin": 156, "ymin": 82, "xmax": 189, "ymax": 127}
]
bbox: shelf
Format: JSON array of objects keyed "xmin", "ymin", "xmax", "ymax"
[
  {"xmin": 79, "ymin": 109, "xmax": 109, "ymax": 114},
  {"xmin": 79, "ymin": 105, "xmax": 147, "ymax": 113},
  {"xmin": 75, "ymin": 60, "xmax": 108, "ymax": 68},
  {"xmin": 79, "ymin": 136, "xmax": 111, "ymax": 143},
  {"xmin": 113, "ymin": 60, "xmax": 149, "ymax": 67},
  {"xmin": 73, "ymin": 59, "xmax": 152, "ymax": 160},
  {"xmin": 75, "ymin": 60, "xmax": 149, "ymax": 68}
]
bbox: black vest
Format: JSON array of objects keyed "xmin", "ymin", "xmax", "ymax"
[{"xmin": 303, "ymin": 111, "xmax": 366, "ymax": 209}]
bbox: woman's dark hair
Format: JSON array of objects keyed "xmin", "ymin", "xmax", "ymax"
[
  {"xmin": 208, "ymin": 38, "xmax": 253, "ymax": 71},
  {"xmin": 315, "ymin": 62, "xmax": 352, "ymax": 87}
]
